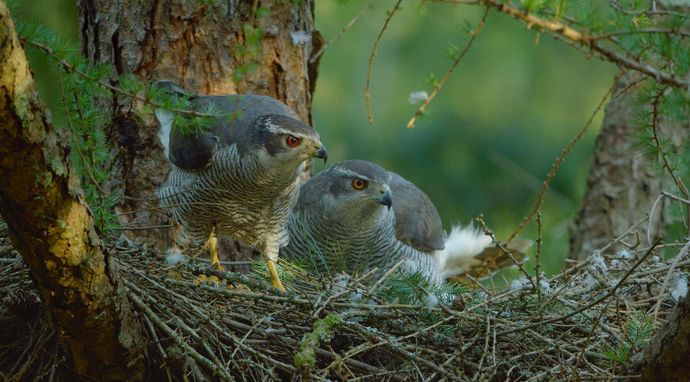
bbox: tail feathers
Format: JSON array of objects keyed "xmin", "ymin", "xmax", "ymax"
[
  {"xmin": 153, "ymin": 80, "xmax": 189, "ymax": 160},
  {"xmin": 436, "ymin": 225, "xmax": 492, "ymax": 279},
  {"xmin": 156, "ymin": 109, "xmax": 174, "ymax": 159}
]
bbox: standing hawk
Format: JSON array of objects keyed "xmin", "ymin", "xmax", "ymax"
[{"xmin": 156, "ymin": 81, "xmax": 327, "ymax": 291}]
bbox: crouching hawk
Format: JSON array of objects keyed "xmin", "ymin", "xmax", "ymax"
[{"xmin": 282, "ymin": 160, "xmax": 527, "ymax": 285}]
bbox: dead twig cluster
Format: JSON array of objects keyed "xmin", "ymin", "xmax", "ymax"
[{"xmin": 0, "ymin": 223, "xmax": 688, "ymax": 381}]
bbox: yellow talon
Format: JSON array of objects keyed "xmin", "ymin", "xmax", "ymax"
[
  {"xmin": 205, "ymin": 226, "xmax": 225, "ymax": 271},
  {"xmin": 266, "ymin": 259, "xmax": 285, "ymax": 292},
  {"xmin": 195, "ymin": 274, "xmax": 222, "ymax": 286}
]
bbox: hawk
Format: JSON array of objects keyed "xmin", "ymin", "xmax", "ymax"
[
  {"xmin": 281, "ymin": 160, "xmax": 503, "ymax": 284},
  {"xmin": 155, "ymin": 81, "xmax": 327, "ymax": 291}
]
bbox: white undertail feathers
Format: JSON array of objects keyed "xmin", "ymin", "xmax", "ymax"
[
  {"xmin": 156, "ymin": 109, "xmax": 174, "ymax": 158},
  {"xmin": 435, "ymin": 225, "xmax": 492, "ymax": 280}
]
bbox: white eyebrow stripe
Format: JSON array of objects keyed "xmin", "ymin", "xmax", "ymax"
[
  {"xmin": 264, "ymin": 120, "xmax": 293, "ymax": 135},
  {"xmin": 331, "ymin": 167, "xmax": 370, "ymax": 181},
  {"xmin": 263, "ymin": 118, "xmax": 310, "ymax": 138}
]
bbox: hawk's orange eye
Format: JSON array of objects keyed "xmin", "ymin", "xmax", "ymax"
[
  {"xmin": 352, "ymin": 179, "xmax": 367, "ymax": 190},
  {"xmin": 286, "ymin": 135, "xmax": 302, "ymax": 148}
]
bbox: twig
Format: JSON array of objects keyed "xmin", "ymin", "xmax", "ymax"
[
  {"xmin": 113, "ymin": 224, "xmax": 174, "ymax": 231},
  {"xmin": 406, "ymin": 6, "xmax": 489, "ymax": 129},
  {"xmin": 650, "ymin": 90, "xmax": 689, "ymax": 200},
  {"xmin": 648, "ymin": 194, "xmax": 664, "ymax": 246},
  {"xmin": 472, "ymin": 314, "xmax": 492, "ymax": 381},
  {"xmin": 650, "ymin": 91, "xmax": 690, "ymax": 235},
  {"xmin": 651, "ymin": 239, "xmax": 690, "ymax": 319},
  {"xmin": 312, "ymin": 268, "xmax": 380, "ymax": 319},
  {"xmin": 25, "ymin": 39, "xmax": 217, "ymax": 118},
  {"xmin": 441, "ymin": 0, "xmax": 688, "ymax": 89},
  {"xmin": 499, "ymin": 240, "xmax": 660, "ymax": 336},
  {"xmin": 597, "ymin": 217, "xmax": 648, "ymax": 254},
  {"xmin": 476, "ymin": 215, "xmax": 535, "ymax": 289},
  {"xmin": 508, "ymin": 86, "xmax": 611, "ymax": 241},
  {"xmin": 535, "ymin": 211, "xmax": 543, "ymax": 305},
  {"xmin": 465, "ymin": 274, "xmax": 492, "ymax": 295},
  {"xmin": 127, "ymin": 292, "xmax": 235, "ymax": 381},
  {"xmin": 364, "ymin": 0, "xmax": 403, "ymax": 123},
  {"xmin": 597, "ymin": 28, "xmax": 690, "ymax": 39},
  {"xmin": 309, "ymin": 0, "xmax": 376, "ymax": 64},
  {"xmin": 346, "ymin": 322, "xmax": 464, "ymax": 381},
  {"xmin": 662, "ymin": 191, "xmax": 690, "ymax": 205},
  {"xmin": 370, "ymin": 258, "xmax": 405, "ymax": 292}
]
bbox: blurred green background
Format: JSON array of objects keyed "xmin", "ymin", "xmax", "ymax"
[{"xmin": 12, "ymin": 0, "xmax": 617, "ymax": 276}]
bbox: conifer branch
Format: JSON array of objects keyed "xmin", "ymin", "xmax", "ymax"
[
  {"xmin": 437, "ymin": 0, "xmax": 688, "ymax": 89},
  {"xmin": 24, "ymin": 39, "xmax": 217, "ymax": 118}
]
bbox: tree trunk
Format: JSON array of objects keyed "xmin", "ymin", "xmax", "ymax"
[
  {"xmin": 569, "ymin": 73, "xmax": 670, "ymax": 260},
  {"xmin": 632, "ymin": 246, "xmax": 690, "ymax": 381},
  {"xmin": 0, "ymin": 2, "xmax": 146, "ymax": 380},
  {"xmin": 77, "ymin": 0, "xmax": 321, "ymax": 247}
]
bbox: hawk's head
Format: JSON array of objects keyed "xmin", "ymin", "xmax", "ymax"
[
  {"xmin": 297, "ymin": 160, "xmax": 393, "ymax": 223},
  {"xmin": 250, "ymin": 114, "xmax": 327, "ymax": 169}
]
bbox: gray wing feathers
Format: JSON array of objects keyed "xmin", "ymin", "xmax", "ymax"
[
  {"xmin": 155, "ymin": 82, "xmax": 297, "ymax": 170},
  {"xmin": 199, "ymin": 94, "xmax": 298, "ymax": 148},
  {"xmin": 389, "ymin": 172, "xmax": 445, "ymax": 252}
]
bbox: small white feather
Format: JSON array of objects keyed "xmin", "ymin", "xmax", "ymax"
[
  {"xmin": 615, "ymin": 249, "xmax": 633, "ymax": 260},
  {"xmin": 290, "ymin": 31, "xmax": 311, "ymax": 46},
  {"xmin": 539, "ymin": 277, "xmax": 552, "ymax": 295},
  {"xmin": 164, "ymin": 247, "xmax": 187, "ymax": 266},
  {"xmin": 436, "ymin": 225, "xmax": 492, "ymax": 279},
  {"xmin": 424, "ymin": 292, "xmax": 439, "ymax": 308},
  {"xmin": 671, "ymin": 276, "xmax": 688, "ymax": 302},
  {"xmin": 408, "ymin": 91, "xmax": 429, "ymax": 105},
  {"xmin": 155, "ymin": 109, "xmax": 174, "ymax": 159},
  {"xmin": 588, "ymin": 252, "xmax": 608, "ymax": 275},
  {"xmin": 510, "ymin": 276, "xmax": 530, "ymax": 291}
]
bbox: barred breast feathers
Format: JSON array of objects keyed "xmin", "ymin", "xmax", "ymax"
[
  {"xmin": 160, "ymin": 144, "xmax": 300, "ymax": 247},
  {"xmin": 284, "ymin": 208, "xmax": 441, "ymax": 283}
]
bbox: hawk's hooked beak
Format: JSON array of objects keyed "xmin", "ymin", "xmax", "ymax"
[
  {"xmin": 378, "ymin": 189, "xmax": 392, "ymax": 210},
  {"xmin": 313, "ymin": 145, "xmax": 328, "ymax": 164}
]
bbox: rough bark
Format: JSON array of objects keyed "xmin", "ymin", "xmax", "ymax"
[
  {"xmin": 0, "ymin": 2, "xmax": 146, "ymax": 380},
  {"xmin": 632, "ymin": 264, "xmax": 690, "ymax": 381},
  {"xmin": 569, "ymin": 73, "xmax": 670, "ymax": 260},
  {"xmin": 77, "ymin": 0, "xmax": 321, "ymax": 247}
]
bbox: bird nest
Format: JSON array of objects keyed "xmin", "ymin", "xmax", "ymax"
[{"xmin": 1, "ymin": 224, "xmax": 688, "ymax": 381}]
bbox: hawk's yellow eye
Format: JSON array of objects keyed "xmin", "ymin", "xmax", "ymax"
[
  {"xmin": 286, "ymin": 135, "xmax": 302, "ymax": 148},
  {"xmin": 352, "ymin": 179, "xmax": 367, "ymax": 190}
]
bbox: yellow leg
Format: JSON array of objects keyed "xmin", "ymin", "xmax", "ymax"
[
  {"xmin": 206, "ymin": 226, "xmax": 224, "ymax": 271},
  {"xmin": 266, "ymin": 259, "xmax": 285, "ymax": 292}
]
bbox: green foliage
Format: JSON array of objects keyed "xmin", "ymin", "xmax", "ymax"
[
  {"xmin": 251, "ymin": 259, "xmax": 301, "ymax": 283},
  {"xmin": 601, "ymin": 343, "xmax": 631, "ymax": 364},
  {"xmin": 15, "ymin": 22, "xmax": 120, "ymax": 234},
  {"xmin": 520, "ymin": 0, "xmax": 547, "ymax": 13},
  {"xmin": 633, "ymin": 80, "xmax": 690, "ymax": 244},
  {"xmin": 377, "ymin": 271, "xmax": 467, "ymax": 306},
  {"xmin": 232, "ymin": 21, "xmax": 265, "ymax": 82},
  {"xmin": 12, "ymin": 13, "xmax": 227, "ymax": 236},
  {"xmin": 601, "ymin": 311, "xmax": 656, "ymax": 364},
  {"xmin": 294, "ymin": 313, "xmax": 342, "ymax": 370}
]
